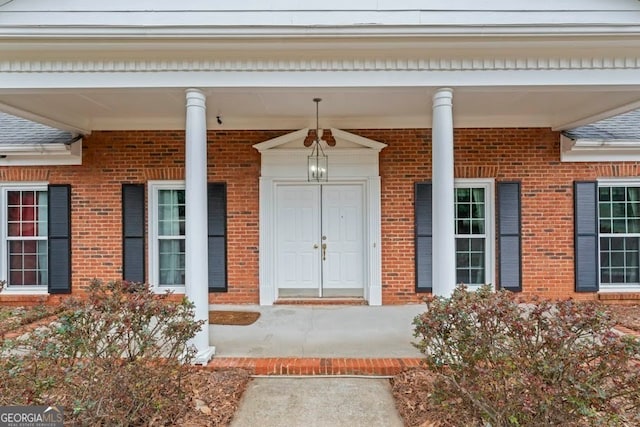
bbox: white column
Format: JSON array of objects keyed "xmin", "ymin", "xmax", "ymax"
[
  {"xmin": 185, "ymin": 88, "xmax": 215, "ymax": 364},
  {"xmin": 432, "ymin": 88, "xmax": 457, "ymax": 297}
]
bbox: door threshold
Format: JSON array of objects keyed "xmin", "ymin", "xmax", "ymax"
[{"xmin": 274, "ymin": 297, "xmax": 368, "ymax": 306}]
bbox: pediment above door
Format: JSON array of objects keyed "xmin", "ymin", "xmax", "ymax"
[
  {"xmin": 253, "ymin": 128, "xmax": 387, "ymax": 179},
  {"xmin": 253, "ymin": 128, "xmax": 387, "ymax": 152}
]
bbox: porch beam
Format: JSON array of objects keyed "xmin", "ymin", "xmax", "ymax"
[
  {"xmin": 431, "ymin": 88, "xmax": 456, "ymax": 297},
  {"xmin": 184, "ymin": 88, "xmax": 215, "ymax": 364}
]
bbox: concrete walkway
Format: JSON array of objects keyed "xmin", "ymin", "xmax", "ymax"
[
  {"xmin": 208, "ymin": 304, "xmax": 426, "ymax": 426},
  {"xmin": 230, "ymin": 377, "xmax": 404, "ymax": 427}
]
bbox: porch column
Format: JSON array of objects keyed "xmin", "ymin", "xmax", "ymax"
[
  {"xmin": 432, "ymin": 88, "xmax": 457, "ymax": 297},
  {"xmin": 185, "ymin": 88, "xmax": 215, "ymax": 364}
]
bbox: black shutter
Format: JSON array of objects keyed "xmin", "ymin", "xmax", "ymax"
[
  {"xmin": 415, "ymin": 182, "xmax": 433, "ymax": 292},
  {"xmin": 208, "ymin": 183, "xmax": 227, "ymax": 292},
  {"xmin": 575, "ymin": 181, "xmax": 599, "ymax": 292},
  {"xmin": 48, "ymin": 185, "xmax": 71, "ymax": 294},
  {"xmin": 122, "ymin": 184, "xmax": 145, "ymax": 283},
  {"xmin": 497, "ymin": 182, "xmax": 522, "ymax": 292}
]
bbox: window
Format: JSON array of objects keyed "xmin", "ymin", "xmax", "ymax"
[
  {"xmin": 147, "ymin": 181, "xmax": 227, "ymax": 293},
  {"xmin": 1, "ymin": 184, "xmax": 48, "ymax": 291},
  {"xmin": 455, "ymin": 186, "xmax": 487, "ymax": 286},
  {"xmin": 415, "ymin": 179, "xmax": 497, "ymax": 292},
  {"xmin": 455, "ymin": 182, "xmax": 493, "ymax": 287},
  {"xmin": 149, "ymin": 182, "xmax": 186, "ymax": 291},
  {"xmin": 598, "ymin": 183, "xmax": 640, "ymax": 289}
]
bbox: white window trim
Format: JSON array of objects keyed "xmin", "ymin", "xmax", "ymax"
[
  {"xmin": 596, "ymin": 178, "xmax": 640, "ymax": 293},
  {"xmin": 148, "ymin": 180, "xmax": 186, "ymax": 294},
  {"xmin": 0, "ymin": 182, "xmax": 49, "ymax": 294},
  {"xmin": 454, "ymin": 179, "xmax": 495, "ymax": 290}
]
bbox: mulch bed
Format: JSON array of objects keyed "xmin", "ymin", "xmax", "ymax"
[
  {"xmin": 177, "ymin": 368, "xmax": 251, "ymax": 426},
  {"xmin": 608, "ymin": 304, "xmax": 640, "ymax": 331}
]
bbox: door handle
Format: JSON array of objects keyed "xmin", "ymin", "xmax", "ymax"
[
  {"xmin": 322, "ymin": 243, "xmax": 327, "ymax": 261},
  {"xmin": 313, "ymin": 244, "xmax": 319, "ymax": 249}
]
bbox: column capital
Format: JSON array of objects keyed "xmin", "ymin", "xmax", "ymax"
[
  {"xmin": 433, "ymin": 88, "xmax": 453, "ymax": 108},
  {"xmin": 185, "ymin": 88, "xmax": 206, "ymax": 108}
]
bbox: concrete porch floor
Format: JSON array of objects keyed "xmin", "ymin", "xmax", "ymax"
[{"xmin": 206, "ymin": 304, "xmax": 427, "ymax": 376}]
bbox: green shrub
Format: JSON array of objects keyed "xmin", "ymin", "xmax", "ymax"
[
  {"xmin": 0, "ymin": 279, "xmax": 205, "ymax": 426},
  {"xmin": 413, "ymin": 284, "xmax": 640, "ymax": 426}
]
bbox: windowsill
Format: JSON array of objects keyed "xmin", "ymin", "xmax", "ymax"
[
  {"xmin": 152, "ymin": 285, "xmax": 186, "ymax": 295},
  {"xmin": 598, "ymin": 287, "xmax": 640, "ymax": 293},
  {"xmin": 0, "ymin": 287, "xmax": 49, "ymax": 295}
]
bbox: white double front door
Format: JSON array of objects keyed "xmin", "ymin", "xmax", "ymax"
[{"xmin": 275, "ymin": 184, "xmax": 364, "ymax": 298}]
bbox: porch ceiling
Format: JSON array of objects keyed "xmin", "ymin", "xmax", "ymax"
[{"xmin": 2, "ymin": 85, "xmax": 640, "ymax": 134}]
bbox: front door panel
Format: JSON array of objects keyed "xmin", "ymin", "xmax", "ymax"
[
  {"xmin": 322, "ymin": 185, "xmax": 364, "ymax": 293},
  {"xmin": 275, "ymin": 185, "xmax": 321, "ymax": 293}
]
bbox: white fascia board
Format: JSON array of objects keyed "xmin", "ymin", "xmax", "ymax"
[
  {"xmin": 0, "ymin": 139, "xmax": 82, "ymax": 166},
  {"xmin": 560, "ymin": 135, "xmax": 640, "ymax": 162},
  {"xmin": 4, "ymin": 68, "xmax": 640, "ymax": 91}
]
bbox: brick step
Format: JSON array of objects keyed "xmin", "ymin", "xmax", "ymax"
[{"xmin": 205, "ymin": 357, "xmax": 423, "ymax": 376}]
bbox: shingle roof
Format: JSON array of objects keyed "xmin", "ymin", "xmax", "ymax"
[
  {"xmin": 0, "ymin": 112, "xmax": 75, "ymax": 145},
  {"xmin": 563, "ymin": 109, "xmax": 640, "ymax": 140}
]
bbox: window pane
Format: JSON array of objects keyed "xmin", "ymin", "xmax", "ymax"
[
  {"xmin": 456, "ymin": 188, "xmax": 470, "ymax": 203},
  {"xmin": 457, "ymin": 219, "xmax": 470, "ymax": 234},
  {"xmin": 457, "ymin": 204, "xmax": 470, "ymax": 219},
  {"xmin": 471, "ymin": 238, "xmax": 484, "ymax": 251},
  {"xmin": 599, "ymin": 236, "xmax": 640, "ymax": 285},
  {"xmin": 7, "ymin": 239, "xmax": 48, "ymax": 286},
  {"xmin": 612, "ymin": 187, "xmax": 625, "ymax": 201},
  {"xmin": 159, "ymin": 239, "xmax": 185, "ymax": 286},
  {"xmin": 456, "ymin": 238, "xmax": 469, "ymax": 251},
  {"xmin": 471, "ymin": 188, "xmax": 485, "ymax": 203},
  {"xmin": 613, "ymin": 219, "xmax": 626, "ymax": 233},
  {"xmin": 471, "ymin": 220, "xmax": 484, "ymax": 234},
  {"xmin": 456, "ymin": 269, "xmax": 470, "ymax": 285},
  {"xmin": 455, "ymin": 237, "xmax": 485, "ymax": 286},
  {"xmin": 157, "ymin": 189, "xmax": 185, "ymax": 237},
  {"xmin": 599, "ymin": 187, "xmax": 611, "ymax": 202}
]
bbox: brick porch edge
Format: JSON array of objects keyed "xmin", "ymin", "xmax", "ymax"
[{"xmin": 204, "ymin": 357, "xmax": 425, "ymax": 376}]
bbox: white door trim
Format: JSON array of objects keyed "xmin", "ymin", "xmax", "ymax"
[{"xmin": 255, "ymin": 128, "xmax": 385, "ymax": 305}]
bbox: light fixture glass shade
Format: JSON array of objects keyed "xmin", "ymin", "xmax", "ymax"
[{"xmin": 308, "ymin": 146, "xmax": 328, "ymax": 182}]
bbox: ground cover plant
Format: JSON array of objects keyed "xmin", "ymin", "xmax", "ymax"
[
  {"xmin": 0, "ymin": 279, "xmax": 249, "ymax": 426},
  {"xmin": 398, "ymin": 285, "xmax": 640, "ymax": 426}
]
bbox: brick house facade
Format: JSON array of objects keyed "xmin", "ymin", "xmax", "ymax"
[{"xmin": 3, "ymin": 126, "xmax": 639, "ymax": 306}]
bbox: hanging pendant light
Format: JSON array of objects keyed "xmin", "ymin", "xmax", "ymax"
[{"xmin": 308, "ymin": 98, "xmax": 328, "ymax": 182}]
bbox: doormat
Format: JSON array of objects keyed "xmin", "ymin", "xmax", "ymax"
[{"xmin": 209, "ymin": 310, "xmax": 261, "ymax": 326}]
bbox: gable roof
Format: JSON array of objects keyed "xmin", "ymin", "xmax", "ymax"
[
  {"xmin": 563, "ymin": 109, "xmax": 640, "ymax": 141},
  {"xmin": 0, "ymin": 112, "xmax": 75, "ymax": 145}
]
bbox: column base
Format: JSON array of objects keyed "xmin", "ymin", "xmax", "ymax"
[{"xmin": 192, "ymin": 346, "xmax": 216, "ymax": 365}]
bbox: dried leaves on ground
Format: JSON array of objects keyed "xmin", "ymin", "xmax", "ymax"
[
  {"xmin": 177, "ymin": 368, "xmax": 251, "ymax": 426},
  {"xmin": 609, "ymin": 304, "xmax": 640, "ymax": 331}
]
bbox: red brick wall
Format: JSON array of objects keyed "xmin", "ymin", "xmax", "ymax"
[{"xmin": 1, "ymin": 128, "xmax": 639, "ymax": 305}]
